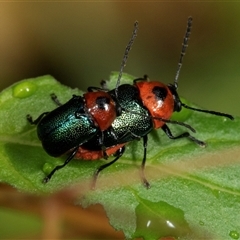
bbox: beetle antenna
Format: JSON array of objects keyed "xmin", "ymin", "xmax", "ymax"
[
  {"xmin": 174, "ymin": 16, "xmax": 193, "ymax": 89},
  {"xmin": 115, "ymin": 21, "xmax": 138, "ymax": 98},
  {"xmin": 174, "ymin": 17, "xmax": 234, "ymax": 121},
  {"xmin": 181, "ymin": 103, "xmax": 234, "ymax": 120}
]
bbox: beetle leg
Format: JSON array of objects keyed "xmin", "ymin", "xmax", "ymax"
[
  {"xmin": 92, "ymin": 146, "xmax": 125, "ymax": 189},
  {"xmin": 27, "ymin": 94, "xmax": 61, "ymax": 125},
  {"xmin": 87, "ymin": 85, "xmax": 107, "ymax": 92},
  {"xmin": 140, "ymin": 135, "xmax": 151, "ymax": 189},
  {"xmin": 100, "ymin": 80, "xmax": 109, "ymax": 91},
  {"xmin": 161, "ymin": 124, "xmax": 206, "ymax": 147},
  {"xmin": 43, "ymin": 147, "xmax": 79, "ymax": 183},
  {"xmin": 97, "ymin": 131, "xmax": 108, "ymax": 159},
  {"xmin": 50, "ymin": 93, "xmax": 62, "ymax": 106},
  {"xmin": 133, "ymin": 75, "xmax": 149, "ymax": 84},
  {"xmin": 26, "ymin": 112, "xmax": 49, "ymax": 125}
]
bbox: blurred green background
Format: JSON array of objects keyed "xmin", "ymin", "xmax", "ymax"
[{"xmin": 1, "ymin": 2, "xmax": 239, "ymax": 115}]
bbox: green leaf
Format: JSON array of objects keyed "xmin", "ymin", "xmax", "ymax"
[{"xmin": 0, "ymin": 74, "xmax": 240, "ymax": 239}]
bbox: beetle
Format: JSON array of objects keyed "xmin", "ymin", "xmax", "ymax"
[
  {"xmin": 76, "ymin": 17, "xmax": 234, "ymax": 189},
  {"xmin": 31, "ymin": 17, "xmax": 233, "ymax": 187}
]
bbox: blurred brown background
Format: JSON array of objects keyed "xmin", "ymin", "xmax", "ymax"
[
  {"xmin": 0, "ymin": 2, "xmax": 240, "ymax": 239},
  {"xmin": 1, "ymin": 2, "xmax": 240, "ymax": 115}
]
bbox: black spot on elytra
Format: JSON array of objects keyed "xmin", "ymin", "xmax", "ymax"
[
  {"xmin": 152, "ymin": 86, "xmax": 167, "ymax": 101},
  {"xmin": 96, "ymin": 96, "xmax": 110, "ymax": 110}
]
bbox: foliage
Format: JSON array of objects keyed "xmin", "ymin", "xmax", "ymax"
[{"xmin": 0, "ymin": 74, "xmax": 239, "ymax": 239}]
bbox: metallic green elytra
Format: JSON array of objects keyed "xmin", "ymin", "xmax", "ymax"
[
  {"xmin": 104, "ymin": 84, "xmax": 153, "ymax": 145},
  {"xmin": 36, "ymin": 95, "xmax": 98, "ymax": 157},
  {"xmin": 13, "ymin": 81, "xmax": 37, "ymax": 98}
]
